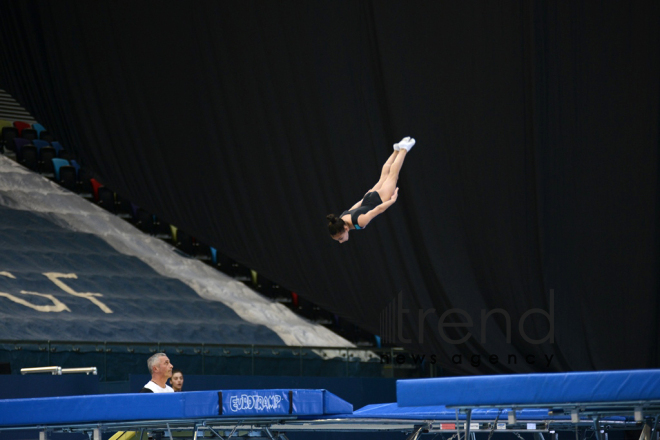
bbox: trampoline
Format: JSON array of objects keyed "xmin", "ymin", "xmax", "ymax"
[{"xmin": 0, "ymin": 370, "xmax": 658, "ymax": 440}]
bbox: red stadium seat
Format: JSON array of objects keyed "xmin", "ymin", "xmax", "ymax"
[
  {"xmin": 90, "ymin": 178, "xmax": 103, "ymax": 201},
  {"xmin": 13, "ymin": 121, "xmax": 31, "ymax": 136}
]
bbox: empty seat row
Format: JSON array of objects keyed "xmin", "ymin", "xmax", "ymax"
[
  {"xmin": 17, "ymin": 142, "xmax": 72, "ymax": 174},
  {"xmin": 12, "ymin": 138, "xmax": 69, "ymax": 158},
  {"xmin": 0, "ymin": 120, "xmax": 54, "ymax": 143},
  {"xmin": 21, "ymin": 154, "xmax": 94, "ymax": 196}
]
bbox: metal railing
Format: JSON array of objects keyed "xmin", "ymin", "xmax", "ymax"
[{"xmin": 20, "ymin": 366, "xmax": 98, "ymax": 375}]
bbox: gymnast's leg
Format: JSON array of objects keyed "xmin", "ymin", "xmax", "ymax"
[
  {"xmin": 371, "ymin": 150, "xmax": 399, "ymax": 193},
  {"xmin": 377, "ymin": 137, "xmax": 415, "ymax": 201}
]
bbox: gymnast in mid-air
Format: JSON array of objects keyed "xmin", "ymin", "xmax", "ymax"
[{"xmin": 327, "ymin": 136, "xmax": 415, "ymax": 243}]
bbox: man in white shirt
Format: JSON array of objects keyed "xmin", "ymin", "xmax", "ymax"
[{"xmin": 139, "ymin": 353, "xmax": 174, "ymax": 393}]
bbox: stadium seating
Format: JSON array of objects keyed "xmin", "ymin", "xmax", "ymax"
[
  {"xmin": 195, "ymin": 242, "xmax": 213, "ymax": 261},
  {"xmin": 59, "ymin": 149, "xmax": 73, "ymax": 160},
  {"xmin": 174, "ymin": 228, "xmax": 196, "ymax": 256},
  {"xmin": 20, "ymin": 145, "xmax": 38, "ymax": 171},
  {"xmin": 206, "ymin": 245, "xmax": 248, "ymax": 278},
  {"xmin": 21, "ymin": 128, "xmax": 37, "ymax": 141},
  {"xmin": 134, "ymin": 208, "xmax": 155, "ymax": 234},
  {"xmin": 50, "ymin": 141, "xmax": 64, "ymax": 155},
  {"xmin": 33, "ymin": 139, "xmax": 50, "ymax": 152},
  {"xmin": 114, "ymin": 193, "xmax": 133, "ymax": 218},
  {"xmin": 32, "ymin": 122, "xmax": 47, "ymax": 138},
  {"xmin": 0, "ymin": 125, "xmax": 18, "ymax": 153},
  {"xmin": 58, "ymin": 165, "xmax": 77, "ymax": 192},
  {"xmin": 97, "ymin": 186, "xmax": 116, "ymax": 213},
  {"xmin": 12, "ymin": 121, "xmax": 31, "ymax": 136},
  {"xmin": 0, "ymin": 120, "xmax": 12, "ymax": 138},
  {"xmin": 13, "ymin": 138, "xmax": 32, "ymax": 161},
  {"xmin": 38, "ymin": 146, "xmax": 57, "ymax": 175},
  {"xmin": 52, "ymin": 158, "xmax": 70, "ymax": 181},
  {"xmin": 90, "ymin": 178, "xmax": 103, "ymax": 201},
  {"xmin": 70, "ymin": 159, "xmax": 80, "ymax": 177},
  {"xmin": 153, "ymin": 215, "xmax": 172, "ymax": 239},
  {"xmin": 40, "ymin": 131, "xmax": 54, "ymax": 142},
  {"xmin": 76, "ymin": 165, "xmax": 94, "ymax": 197}
]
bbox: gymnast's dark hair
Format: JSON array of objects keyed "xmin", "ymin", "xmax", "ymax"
[{"xmin": 327, "ymin": 214, "xmax": 346, "ymax": 236}]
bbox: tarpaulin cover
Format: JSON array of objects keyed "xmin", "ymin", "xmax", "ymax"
[
  {"xmin": 0, "ymin": 202, "xmax": 283, "ymax": 344},
  {"xmin": 397, "ymin": 370, "xmax": 660, "ymax": 407}
]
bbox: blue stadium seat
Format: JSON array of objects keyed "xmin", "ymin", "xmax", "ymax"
[
  {"xmin": 70, "ymin": 159, "xmax": 81, "ymax": 178},
  {"xmin": 32, "ymin": 139, "xmax": 50, "ymax": 152},
  {"xmin": 51, "ymin": 141, "xmax": 63, "ymax": 156},
  {"xmin": 52, "ymin": 158, "xmax": 71, "ymax": 181},
  {"xmin": 31, "ymin": 123, "xmax": 46, "ymax": 138}
]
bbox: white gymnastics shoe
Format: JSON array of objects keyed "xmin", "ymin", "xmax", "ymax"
[
  {"xmin": 399, "ymin": 137, "xmax": 415, "ymax": 151},
  {"xmin": 393, "ymin": 137, "xmax": 411, "ymax": 151}
]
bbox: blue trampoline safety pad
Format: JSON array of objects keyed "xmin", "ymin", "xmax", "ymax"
[
  {"xmin": 220, "ymin": 389, "xmax": 352, "ymax": 417},
  {"xmin": 397, "ymin": 369, "xmax": 660, "ymax": 408},
  {"xmin": 350, "ymin": 403, "xmax": 551, "ymax": 420},
  {"xmin": 0, "ymin": 389, "xmax": 352, "ymax": 427}
]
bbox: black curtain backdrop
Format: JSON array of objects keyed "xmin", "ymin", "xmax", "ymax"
[{"xmin": 1, "ymin": 0, "xmax": 658, "ymax": 375}]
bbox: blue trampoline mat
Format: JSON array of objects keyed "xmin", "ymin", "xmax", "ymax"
[{"xmin": 397, "ymin": 369, "xmax": 660, "ymax": 408}]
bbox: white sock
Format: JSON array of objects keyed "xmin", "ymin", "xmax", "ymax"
[{"xmin": 399, "ymin": 137, "xmax": 415, "ymax": 151}]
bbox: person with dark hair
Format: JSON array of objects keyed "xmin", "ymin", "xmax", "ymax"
[
  {"xmin": 327, "ymin": 137, "xmax": 415, "ymax": 243},
  {"xmin": 139, "ymin": 353, "xmax": 174, "ymax": 393},
  {"xmin": 170, "ymin": 369, "xmax": 184, "ymax": 392}
]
